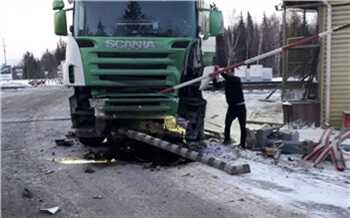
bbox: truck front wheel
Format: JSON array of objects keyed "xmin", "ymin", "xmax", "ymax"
[{"xmin": 70, "ymin": 87, "xmax": 108, "ymax": 145}]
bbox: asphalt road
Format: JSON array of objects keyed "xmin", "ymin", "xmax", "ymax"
[{"xmin": 1, "ymin": 87, "xmax": 305, "ymax": 218}]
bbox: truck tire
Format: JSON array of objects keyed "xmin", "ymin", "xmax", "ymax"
[{"xmin": 78, "ymin": 137, "xmax": 105, "ymax": 147}]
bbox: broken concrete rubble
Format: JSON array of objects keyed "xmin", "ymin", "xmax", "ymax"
[{"xmin": 247, "ymin": 127, "xmax": 310, "ymax": 155}]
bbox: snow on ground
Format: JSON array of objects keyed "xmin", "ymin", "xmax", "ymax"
[
  {"xmin": 0, "ymin": 79, "xmax": 63, "ymax": 89},
  {"xmin": 203, "ymin": 90, "xmax": 350, "ymax": 218},
  {"xmin": 204, "ymin": 89, "xmax": 283, "ymax": 142},
  {"xmin": 0, "ymin": 80, "xmax": 32, "ymax": 89}
]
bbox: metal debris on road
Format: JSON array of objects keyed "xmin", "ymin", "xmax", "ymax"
[
  {"xmin": 45, "ymin": 170, "xmax": 55, "ymax": 175},
  {"xmin": 54, "ymin": 158, "xmax": 117, "ymax": 165},
  {"xmin": 40, "ymin": 206, "xmax": 61, "ymax": 215},
  {"xmin": 55, "ymin": 139, "xmax": 74, "ymax": 147},
  {"xmin": 93, "ymin": 195, "xmax": 103, "ymax": 200},
  {"xmin": 22, "ymin": 188, "xmax": 33, "ymax": 199},
  {"xmin": 84, "ymin": 166, "xmax": 96, "ymax": 174}
]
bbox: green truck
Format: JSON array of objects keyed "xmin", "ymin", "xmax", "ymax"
[{"xmin": 53, "ymin": 0, "xmax": 224, "ymax": 146}]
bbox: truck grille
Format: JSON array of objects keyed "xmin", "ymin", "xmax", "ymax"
[{"xmin": 80, "ymin": 38, "xmax": 190, "ymax": 118}]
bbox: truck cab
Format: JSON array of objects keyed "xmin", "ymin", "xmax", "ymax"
[{"xmin": 53, "ymin": 0, "xmax": 224, "ymax": 146}]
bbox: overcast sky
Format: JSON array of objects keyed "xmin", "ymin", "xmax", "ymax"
[{"xmin": 0, "ymin": 0, "xmax": 280, "ymax": 65}]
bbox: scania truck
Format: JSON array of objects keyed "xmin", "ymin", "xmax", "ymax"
[{"xmin": 53, "ymin": 0, "xmax": 224, "ymax": 146}]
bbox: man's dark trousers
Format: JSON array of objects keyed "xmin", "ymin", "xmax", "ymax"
[{"xmin": 224, "ymin": 104, "xmax": 247, "ymax": 147}]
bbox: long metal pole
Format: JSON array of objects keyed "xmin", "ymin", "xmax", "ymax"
[
  {"xmin": 160, "ymin": 24, "xmax": 350, "ymax": 94},
  {"xmin": 2, "ymin": 38, "xmax": 7, "ymax": 65}
]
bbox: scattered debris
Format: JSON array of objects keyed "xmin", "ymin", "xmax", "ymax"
[
  {"xmin": 246, "ymin": 126, "xmax": 307, "ymax": 155},
  {"xmin": 22, "ymin": 188, "xmax": 33, "ymax": 199},
  {"xmin": 92, "ymin": 195, "xmax": 103, "ymax": 200},
  {"xmin": 262, "ymin": 141, "xmax": 283, "ymax": 164},
  {"xmin": 304, "ymin": 129, "xmax": 348, "ymax": 171},
  {"xmin": 65, "ymin": 131, "xmax": 76, "ymax": 139},
  {"xmin": 55, "ymin": 139, "xmax": 74, "ymax": 147},
  {"xmin": 246, "ymin": 120, "xmax": 283, "ymax": 126},
  {"xmin": 204, "ymin": 129, "xmax": 223, "ymax": 139},
  {"xmin": 83, "ymin": 150, "xmax": 116, "ymax": 160},
  {"xmin": 287, "ymin": 157, "xmax": 294, "ymax": 161},
  {"xmin": 40, "ymin": 206, "xmax": 61, "ymax": 215},
  {"xmin": 84, "ymin": 166, "xmax": 95, "ymax": 174},
  {"xmin": 55, "ymin": 158, "xmax": 117, "ymax": 165},
  {"xmin": 181, "ymin": 173, "xmax": 192, "ymax": 177},
  {"xmin": 45, "ymin": 170, "xmax": 55, "ymax": 175},
  {"xmin": 118, "ymin": 129, "xmax": 251, "ymax": 175}
]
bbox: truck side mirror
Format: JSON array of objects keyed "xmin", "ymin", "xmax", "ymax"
[
  {"xmin": 209, "ymin": 9, "xmax": 224, "ymax": 36},
  {"xmin": 52, "ymin": 0, "xmax": 65, "ymax": 10},
  {"xmin": 54, "ymin": 10, "xmax": 68, "ymax": 36}
]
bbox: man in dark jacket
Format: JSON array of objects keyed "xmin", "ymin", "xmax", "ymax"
[{"xmin": 221, "ymin": 72, "xmax": 246, "ymax": 148}]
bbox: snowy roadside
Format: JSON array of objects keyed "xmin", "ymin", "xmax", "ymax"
[
  {"xmin": 0, "ymin": 79, "xmax": 63, "ymax": 89},
  {"xmin": 203, "ymin": 90, "xmax": 350, "ymax": 218}
]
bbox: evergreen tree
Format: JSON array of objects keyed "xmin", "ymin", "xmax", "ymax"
[
  {"xmin": 54, "ymin": 39, "xmax": 66, "ymax": 64},
  {"xmin": 288, "ymin": 11, "xmax": 304, "ymax": 37},
  {"xmin": 235, "ymin": 13, "xmax": 247, "ymax": 62},
  {"xmin": 96, "ymin": 21, "xmax": 107, "ymax": 36},
  {"xmin": 123, "ymin": 1, "xmax": 145, "ymax": 20},
  {"xmin": 22, "ymin": 52, "xmax": 43, "ymax": 79},
  {"xmin": 41, "ymin": 49, "xmax": 58, "ymax": 78},
  {"xmin": 246, "ymin": 12, "xmax": 255, "ymax": 59}
]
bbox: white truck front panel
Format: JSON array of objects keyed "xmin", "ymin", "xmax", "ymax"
[{"xmin": 64, "ymin": 36, "xmax": 86, "ymax": 86}]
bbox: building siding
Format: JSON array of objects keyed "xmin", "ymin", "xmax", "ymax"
[{"xmin": 319, "ymin": 2, "xmax": 350, "ymax": 127}]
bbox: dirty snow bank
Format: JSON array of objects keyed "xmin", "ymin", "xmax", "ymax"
[{"xmin": 202, "ymin": 141, "xmax": 350, "ymax": 218}]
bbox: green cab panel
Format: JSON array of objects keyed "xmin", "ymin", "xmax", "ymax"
[{"xmin": 77, "ymin": 37, "xmax": 194, "ymax": 119}]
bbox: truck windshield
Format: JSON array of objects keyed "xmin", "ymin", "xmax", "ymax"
[{"xmin": 75, "ymin": 1, "xmax": 196, "ymax": 38}]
